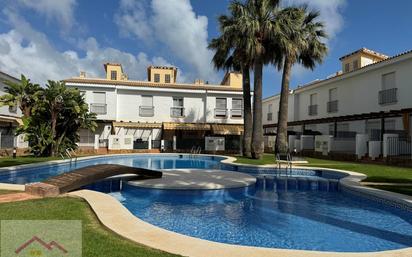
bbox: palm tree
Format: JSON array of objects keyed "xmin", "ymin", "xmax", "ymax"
[
  {"xmin": 0, "ymin": 75, "xmax": 40, "ymax": 117},
  {"xmin": 273, "ymin": 7, "xmax": 328, "ymax": 154},
  {"xmin": 209, "ymin": 14, "xmax": 253, "ymax": 157},
  {"xmin": 229, "ymin": 0, "xmax": 282, "ymax": 159}
]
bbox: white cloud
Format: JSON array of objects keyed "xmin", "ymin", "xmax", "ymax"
[
  {"xmin": 114, "ymin": 0, "xmax": 152, "ymax": 42},
  {"xmin": 284, "ymin": 0, "xmax": 346, "ymax": 38},
  {"xmin": 16, "ymin": 0, "xmax": 77, "ymax": 30},
  {"xmin": 0, "ymin": 11, "xmax": 179, "ymax": 84},
  {"xmin": 115, "ymin": 0, "xmax": 218, "ymax": 83}
]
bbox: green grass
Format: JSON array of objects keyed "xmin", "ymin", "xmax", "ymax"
[
  {"xmin": 233, "ymin": 154, "xmax": 412, "ymax": 196},
  {"xmin": 0, "ymin": 156, "xmax": 61, "ymax": 168},
  {"xmin": 369, "ymin": 185, "xmax": 412, "ymax": 196},
  {"xmin": 233, "ymin": 154, "xmax": 277, "ymax": 165},
  {"xmin": 0, "ymin": 197, "xmax": 180, "ymax": 257},
  {"xmin": 301, "ymin": 158, "xmax": 412, "ymax": 184}
]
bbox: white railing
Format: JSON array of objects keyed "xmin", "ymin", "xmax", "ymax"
[
  {"xmin": 90, "ymin": 103, "xmax": 107, "ymax": 115},
  {"xmin": 215, "ymin": 108, "xmax": 228, "ymax": 118},
  {"xmin": 231, "ymin": 109, "xmax": 243, "ymax": 118},
  {"xmin": 170, "ymin": 107, "xmax": 185, "ymax": 117},
  {"xmin": 139, "ymin": 106, "xmax": 155, "ymax": 117}
]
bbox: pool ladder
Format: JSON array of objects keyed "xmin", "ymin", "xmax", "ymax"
[
  {"xmin": 190, "ymin": 146, "xmax": 202, "ymax": 158},
  {"xmin": 60, "ymin": 148, "xmax": 78, "ymax": 162}
]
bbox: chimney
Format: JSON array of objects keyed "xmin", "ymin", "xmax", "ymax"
[
  {"xmin": 80, "ymin": 71, "xmax": 86, "ymax": 78},
  {"xmin": 194, "ymin": 79, "xmax": 205, "ymax": 85}
]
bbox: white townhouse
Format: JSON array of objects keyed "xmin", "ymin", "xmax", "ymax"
[
  {"xmin": 65, "ymin": 64, "xmax": 246, "ymax": 152},
  {"xmin": 0, "ymin": 71, "xmax": 27, "ymax": 152},
  {"xmin": 263, "ymin": 48, "xmax": 412, "ymax": 159}
]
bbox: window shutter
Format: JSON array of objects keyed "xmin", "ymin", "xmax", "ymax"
[
  {"xmin": 232, "ymin": 99, "xmax": 242, "ymax": 109},
  {"xmin": 93, "ymin": 92, "xmax": 106, "ymax": 104},
  {"xmin": 142, "ymin": 96, "xmax": 153, "ymax": 106},
  {"xmin": 216, "ymin": 98, "xmax": 227, "ymax": 109},
  {"xmin": 382, "ymin": 72, "xmax": 395, "ymax": 90}
]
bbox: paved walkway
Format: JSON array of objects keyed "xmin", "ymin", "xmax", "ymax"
[
  {"xmin": 0, "ymin": 193, "xmax": 39, "ymax": 203},
  {"xmin": 362, "ymin": 182, "xmax": 412, "ymax": 186},
  {"xmin": 128, "ymin": 169, "xmax": 256, "ymax": 190}
]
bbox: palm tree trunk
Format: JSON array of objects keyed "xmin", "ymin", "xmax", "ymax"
[
  {"xmin": 275, "ymin": 57, "xmax": 292, "ymax": 154},
  {"xmin": 50, "ymin": 111, "xmax": 57, "ymax": 157},
  {"xmin": 242, "ymin": 66, "xmax": 252, "ymax": 158},
  {"xmin": 251, "ymin": 55, "xmax": 264, "ymax": 159}
]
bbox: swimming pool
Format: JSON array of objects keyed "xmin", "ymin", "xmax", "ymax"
[
  {"xmin": 106, "ymin": 182, "xmax": 412, "ymax": 252},
  {"xmin": 0, "ymin": 154, "xmax": 411, "ymax": 252},
  {"xmin": 0, "ymin": 154, "xmax": 320, "ymax": 184}
]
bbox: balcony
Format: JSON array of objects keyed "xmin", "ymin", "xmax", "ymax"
[
  {"xmin": 139, "ymin": 106, "xmax": 154, "ymax": 117},
  {"xmin": 267, "ymin": 112, "xmax": 273, "ymax": 121},
  {"xmin": 379, "ymin": 88, "xmax": 397, "ymax": 105},
  {"xmin": 215, "ymin": 108, "xmax": 228, "ymax": 118},
  {"xmin": 171, "ymin": 107, "xmax": 185, "ymax": 117},
  {"xmin": 308, "ymin": 104, "xmax": 318, "ymax": 116},
  {"xmin": 231, "ymin": 109, "xmax": 243, "ymax": 118},
  {"xmin": 327, "ymin": 100, "xmax": 338, "ymax": 113},
  {"xmin": 90, "ymin": 103, "xmax": 107, "ymax": 115}
]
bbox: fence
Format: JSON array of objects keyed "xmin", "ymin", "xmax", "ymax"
[{"xmin": 387, "ymin": 136, "xmax": 411, "ymax": 159}]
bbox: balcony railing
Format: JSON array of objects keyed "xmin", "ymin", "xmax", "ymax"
[
  {"xmin": 170, "ymin": 107, "xmax": 185, "ymax": 117},
  {"xmin": 231, "ymin": 109, "xmax": 243, "ymax": 118},
  {"xmin": 379, "ymin": 88, "xmax": 397, "ymax": 105},
  {"xmin": 215, "ymin": 108, "xmax": 228, "ymax": 118},
  {"xmin": 139, "ymin": 106, "xmax": 155, "ymax": 117},
  {"xmin": 267, "ymin": 112, "xmax": 273, "ymax": 121},
  {"xmin": 90, "ymin": 103, "xmax": 107, "ymax": 115},
  {"xmin": 327, "ymin": 100, "xmax": 338, "ymax": 113},
  {"xmin": 308, "ymin": 104, "xmax": 318, "ymax": 116}
]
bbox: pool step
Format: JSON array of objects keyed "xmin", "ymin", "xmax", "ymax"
[{"xmin": 256, "ymin": 175, "xmax": 339, "ymax": 192}]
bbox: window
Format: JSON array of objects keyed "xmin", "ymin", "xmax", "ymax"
[
  {"xmin": 110, "ymin": 71, "xmax": 117, "ymax": 80},
  {"xmin": 91, "ymin": 92, "xmax": 106, "ymax": 114},
  {"xmin": 140, "ymin": 96, "xmax": 154, "ymax": 117},
  {"xmin": 154, "ymin": 74, "xmax": 160, "ymax": 83},
  {"xmin": 353, "ymin": 60, "xmax": 359, "ymax": 70},
  {"xmin": 171, "ymin": 97, "xmax": 184, "ymax": 117},
  {"xmin": 215, "ymin": 98, "xmax": 227, "ymax": 117},
  {"xmin": 327, "ymin": 88, "xmax": 338, "ymax": 113},
  {"xmin": 267, "ymin": 103, "xmax": 273, "ymax": 121},
  {"xmin": 141, "ymin": 95, "xmax": 153, "ymax": 106},
  {"xmin": 165, "ymin": 74, "xmax": 171, "ymax": 83},
  {"xmin": 231, "ymin": 98, "xmax": 243, "ymax": 118},
  {"xmin": 380, "ymin": 72, "xmax": 397, "ymax": 105},
  {"xmin": 309, "ymin": 93, "xmax": 318, "ymax": 116},
  {"xmin": 344, "ymin": 63, "xmax": 350, "ymax": 73},
  {"xmin": 382, "ymin": 72, "xmax": 396, "ymax": 90}
]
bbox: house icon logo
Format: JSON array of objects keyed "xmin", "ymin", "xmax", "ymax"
[{"xmin": 15, "ymin": 236, "xmax": 68, "ymax": 255}]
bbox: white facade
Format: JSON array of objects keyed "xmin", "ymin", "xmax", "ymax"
[
  {"xmin": 263, "ymin": 49, "xmax": 412, "ymax": 155},
  {"xmin": 65, "ymin": 65, "xmax": 245, "ymax": 151}
]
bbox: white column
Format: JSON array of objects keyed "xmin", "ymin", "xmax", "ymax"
[
  {"xmin": 355, "ymin": 134, "xmax": 369, "ymax": 159},
  {"xmin": 173, "ymin": 136, "xmax": 177, "ymax": 151},
  {"xmin": 148, "ymin": 134, "xmax": 152, "ymax": 150},
  {"xmin": 94, "ymin": 134, "xmax": 99, "ymax": 150}
]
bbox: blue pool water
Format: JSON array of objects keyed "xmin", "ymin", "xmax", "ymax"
[
  {"xmin": 108, "ymin": 183, "xmax": 412, "ymax": 252},
  {"xmin": 0, "ymin": 154, "xmax": 320, "ymax": 184},
  {"xmin": 0, "ymin": 154, "xmax": 411, "ymax": 252}
]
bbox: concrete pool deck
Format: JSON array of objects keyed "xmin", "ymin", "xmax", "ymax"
[{"xmin": 128, "ymin": 169, "xmax": 256, "ymax": 190}]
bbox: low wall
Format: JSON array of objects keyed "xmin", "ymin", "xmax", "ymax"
[{"xmin": 0, "ymin": 148, "xmax": 30, "ymax": 157}]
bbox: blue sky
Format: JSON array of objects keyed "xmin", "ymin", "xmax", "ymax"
[{"xmin": 0, "ymin": 0, "xmax": 411, "ymax": 98}]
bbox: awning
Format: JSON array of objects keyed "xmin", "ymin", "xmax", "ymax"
[
  {"xmin": 0, "ymin": 115, "xmax": 23, "ymax": 126},
  {"xmin": 112, "ymin": 122, "xmax": 162, "ymax": 129},
  {"xmin": 163, "ymin": 122, "xmax": 211, "ymax": 131},
  {"xmin": 212, "ymin": 124, "xmax": 244, "ymax": 135}
]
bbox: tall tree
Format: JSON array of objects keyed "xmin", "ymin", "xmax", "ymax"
[
  {"xmin": 16, "ymin": 79, "xmax": 97, "ymax": 157},
  {"xmin": 273, "ymin": 7, "xmax": 328, "ymax": 154},
  {"xmin": 209, "ymin": 14, "xmax": 253, "ymax": 157},
  {"xmin": 230, "ymin": 0, "xmax": 282, "ymax": 159},
  {"xmin": 0, "ymin": 75, "xmax": 40, "ymax": 117}
]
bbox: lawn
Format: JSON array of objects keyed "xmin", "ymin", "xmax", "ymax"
[
  {"xmin": 0, "ymin": 197, "xmax": 180, "ymax": 257},
  {"xmin": 234, "ymin": 154, "xmax": 412, "ymax": 196},
  {"xmin": 0, "ymin": 156, "xmax": 61, "ymax": 168}
]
